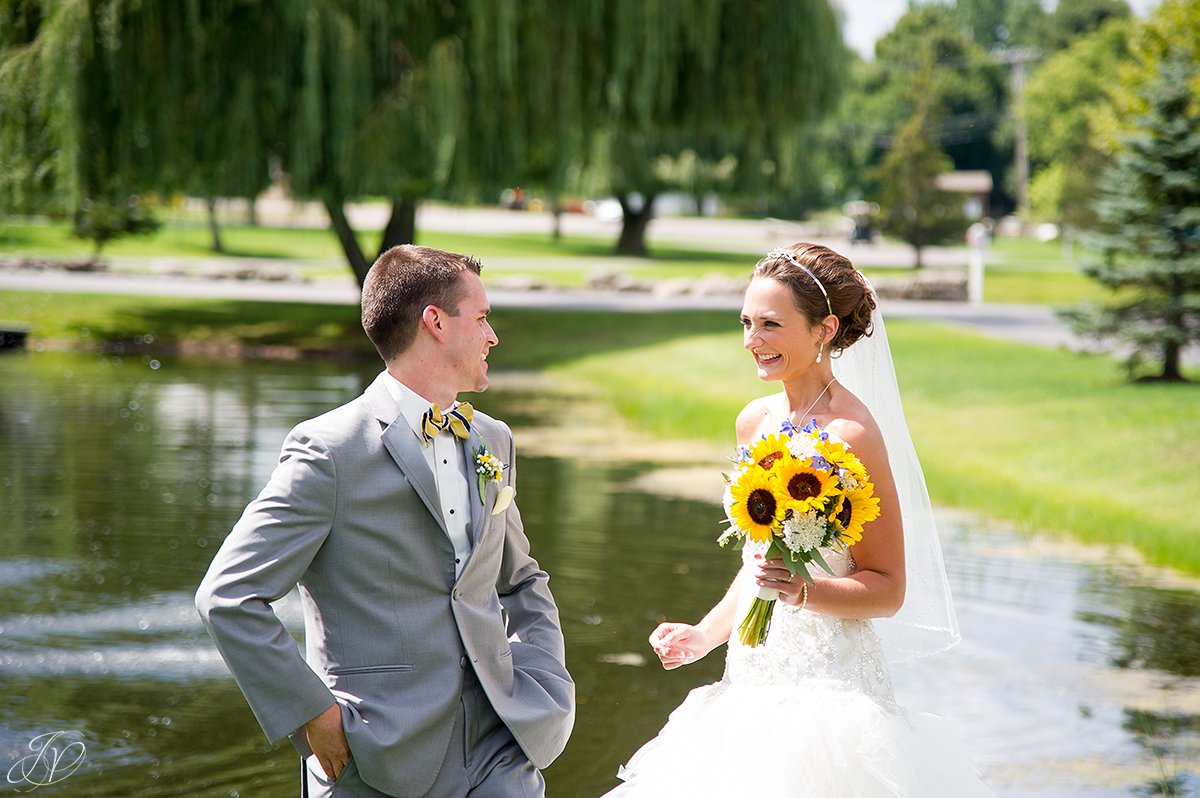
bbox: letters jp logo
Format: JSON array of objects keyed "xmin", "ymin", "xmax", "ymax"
[{"xmin": 7, "ymin": 731, "xmax": 87, "ymax": 791}]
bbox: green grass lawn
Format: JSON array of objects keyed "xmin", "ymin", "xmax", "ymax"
[
  {"xmin": 0, "ymin": 216, "xmax": 745, "ymax": 264},
  {"xmin": 4, "ymin": 288, "xmax": 1197, "ymax": 574},
  {"xmin": 983, "ymin": 237, "xmax": 1110, "ymax": 304}
]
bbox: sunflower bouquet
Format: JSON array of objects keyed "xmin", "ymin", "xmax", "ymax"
[{"xmin": 721, "ymin": 419, "xmax": 881, "ymax": 647}]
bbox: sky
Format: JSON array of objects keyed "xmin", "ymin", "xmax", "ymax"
[{"xmin": 836, "ymin": 0, "xmax": 1163, "ymax": 59}]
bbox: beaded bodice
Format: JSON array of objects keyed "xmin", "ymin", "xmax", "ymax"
[{"xmin": 724, "ymin": 538, "xmax": 898, "ymax": 713}]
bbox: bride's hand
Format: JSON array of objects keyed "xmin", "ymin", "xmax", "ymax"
[
  {"xmin": 756, "ymin": 557, "xmax": 808, "ymax": 607},
  {"xmin": 649, "ymin": 622, "xmax": 709, "ymax": 670}
]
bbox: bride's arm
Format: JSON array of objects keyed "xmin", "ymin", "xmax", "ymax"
[
  {"xmin": 753, "ymin": 415, "xmax": 907, "ymax": 619},
  {"xmin": 648, "ymin": 575, "xmax": 739, "ymax": 670},
  {"xmin": 649, "ymin": 401, "xmax": 771, "ymax": 668}
]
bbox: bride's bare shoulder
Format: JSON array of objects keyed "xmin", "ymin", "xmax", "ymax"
[
  {"xmin": 825, "ymin": 390, "xmax": 884, "ymax": 453},
  {"xmin": 735, "ymin": 394, "xmax": 780, "ymax": 444}
]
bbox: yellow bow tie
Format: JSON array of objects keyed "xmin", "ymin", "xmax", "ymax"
[{"xmin": 422, "ymin": 402, "xmax": 473, "ymax": 443}]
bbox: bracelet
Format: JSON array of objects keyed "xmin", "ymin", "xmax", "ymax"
[{"xmin": 799, "ymin": 581, "xmax": 808, "ymax": 611}]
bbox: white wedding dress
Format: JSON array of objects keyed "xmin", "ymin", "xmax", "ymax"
[{"xmin": 608, "ymin": 538, "xmax": 997, "ymax": 797}]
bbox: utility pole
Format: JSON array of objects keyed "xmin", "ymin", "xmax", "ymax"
[{"xmin": 993, "ymin": 47, "xmax": 1040, "ymax": 215}]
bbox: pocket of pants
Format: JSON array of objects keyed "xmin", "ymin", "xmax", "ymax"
[{"xmin": 305, "ymin": 754, "xmax": 338, "ymax": 787}]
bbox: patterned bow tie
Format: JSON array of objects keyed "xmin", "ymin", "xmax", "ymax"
[{"xmin": 422, "ymin": 402, "xmax": 473, "ymax": 443}]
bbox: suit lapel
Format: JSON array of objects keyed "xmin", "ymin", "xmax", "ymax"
[{"xmin": 367, "ymin": 375, "xmax": 447, "ymax": 535}]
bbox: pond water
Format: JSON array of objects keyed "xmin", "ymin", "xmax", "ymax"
[{"xmin": 1, "ymin": 351, "xmax": 1198, "ymax": 797}]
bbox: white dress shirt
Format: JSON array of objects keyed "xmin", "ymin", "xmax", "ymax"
[{"xmin": 382, "ymin": 372, "xmax": 472, "ymax": 578}]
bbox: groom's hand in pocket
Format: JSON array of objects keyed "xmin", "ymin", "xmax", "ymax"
[
  {"xmin": 305, "ymin": 702, "xmax": 350, "ymax": 781},
  {"xmin": 649, "ymin": 623, "xmax": 708, "ymax": 670}
]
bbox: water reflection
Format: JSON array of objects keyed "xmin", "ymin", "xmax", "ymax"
[
  {"xmin": 1090, "ymin": 587, "xmax": 1200, "ymax": 677},
  {"xmin": 1, "ymin": 351, "xmax": 1198, "ymax": 796}
]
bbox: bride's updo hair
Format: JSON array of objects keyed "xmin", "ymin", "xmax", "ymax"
[{"xmin": 752, "ymin": 242, "xmax": 876, "ymax": 354}]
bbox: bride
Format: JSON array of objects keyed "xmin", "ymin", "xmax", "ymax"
[{"xmin": 606, "ymin": 243, "xmax": 996, "ymax": 797}]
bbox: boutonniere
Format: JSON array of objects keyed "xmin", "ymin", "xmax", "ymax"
[{"xmin": 473, "ymin": 444, "xmax": 505, "ymax": 504}]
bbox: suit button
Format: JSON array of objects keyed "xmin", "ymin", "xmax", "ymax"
[
  {"xmin": 459, "ymin": 656, "xmax": 467, "ymax": 669},
  {"xmin": 452, "ymin": 590, "xmax": 460, "ymax": 600}
]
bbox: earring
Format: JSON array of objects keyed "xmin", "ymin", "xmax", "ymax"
[{"xmin": 816, "ymin": 343, "xmax": 824, "ymax": 364}]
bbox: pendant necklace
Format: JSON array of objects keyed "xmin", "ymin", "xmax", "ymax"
[{"xmin": 792, "ymin": 377, "xmax": 836, "ymax": 425}]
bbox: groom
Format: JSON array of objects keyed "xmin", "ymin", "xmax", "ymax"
[{"xmin": 196, "ymin": 245, "xmax": 575, "ymax": 797}]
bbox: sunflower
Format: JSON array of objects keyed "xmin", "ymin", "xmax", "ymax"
[
  {"xmin": 831, "ymin": 483, "xmax": 881, "ymax": 545},
  {"xmin": 747, "ymin": 433, "xmax": 791, "ymax": 473},
  {"xmin": 774, "ymin": 457, "xmax": 839, "ymax": 514},
  {"xmin": 815, "ymin": 436, "xmax": 867, "ymax": 482},
  {"xmin": 729, "ymin": 466, "xmax": 784, "ymax": 544}
]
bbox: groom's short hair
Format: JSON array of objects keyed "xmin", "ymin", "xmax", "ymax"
[{"xmin": 362, "ymin": 244, "xmax": 483, "ymax": 361}]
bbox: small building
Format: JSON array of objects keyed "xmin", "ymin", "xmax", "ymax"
[{"xmin": 935, "ymin": 170, "xmax": 993, "ymax": 220}]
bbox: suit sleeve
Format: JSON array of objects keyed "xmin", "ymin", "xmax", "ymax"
[
  {"xmin": 493, "ymin": 422, "xmax": 576, "ymax": 752},
  {"xmin": 195, "ymin": 424, "xmax": 339, "ymax": 745}
]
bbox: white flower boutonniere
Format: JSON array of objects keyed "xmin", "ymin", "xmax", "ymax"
[{"xmin": 473, "ymin": 444, "xmax": 505, "ymax": 504}]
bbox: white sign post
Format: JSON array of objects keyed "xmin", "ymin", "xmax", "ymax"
[{"xmin": 966, "ymin": 222, "xmax": 989, "ymax": 306}]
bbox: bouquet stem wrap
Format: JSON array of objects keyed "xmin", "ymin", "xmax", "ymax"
[{"xmin": 737, "ymin": 586, "xmax": 779, "ymax": 647}]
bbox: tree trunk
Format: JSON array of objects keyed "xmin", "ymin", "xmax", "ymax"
[
  {"xmin": 206, "ymin": 197, "xmax": 224, "ymax": 254},
  {"xmin": 912, "ymin": 243, "xmax": 924, "ymax": 269},
  {"xmin": 550, "ymin": 199, "xmax": 563, "ymax": 242},
  {"xmin": 616, "ymin": 193, "xmax": 656, "ymax": 257},
  {"xmin": 324, "ymin": 195, "xmax": 371, "ymax": 288},
  {"xmin": 1161, "ymin": 340, "xmax": 1183, "ymax": 381},
  {"xmin": 377, "ymin": 198, "xmax": 418, "ymax": 257},
  {"xmin": 1158, "ymin": 280, "xmax": 1187, "ymax": 382}
]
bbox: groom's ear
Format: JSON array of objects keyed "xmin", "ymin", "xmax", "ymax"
[{"xmin": 421, "ymin": 304, "xmax": 448, "ymax": 342}]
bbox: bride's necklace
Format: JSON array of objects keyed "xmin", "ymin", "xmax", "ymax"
[{"xmin": 789, "ymin": 377, "xmax": 836, "ymax": 425}]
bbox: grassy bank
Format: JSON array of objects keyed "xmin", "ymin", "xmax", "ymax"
[
  {"xmin": 496, "ymin": 312, "xmax": 1200, "ymax": 573},
  {"xmin": 4, "ymin": 287, "xmax": 1197, "ymax": 574}
]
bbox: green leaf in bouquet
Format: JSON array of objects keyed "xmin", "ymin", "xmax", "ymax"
[
  {"xmin": 808, "ymin": 546, "xmax": 836, "ymax": 577},
  {"xmin": 780, "ymin": 548, "xmax": 805, "ymax": 577}
]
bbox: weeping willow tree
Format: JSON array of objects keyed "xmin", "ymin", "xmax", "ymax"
[
  {"xmin": 0, "ymin": 1, "xmax": 285, "ymax": 253},
  {"xmin": 0, "ymin": 1, "xmax": 589, "ymax": 281},
  {"xmin": 1, "ymin": 1, "xmax": 845, "ymax": 276},
  {"xmin": 590, "ymin": 0, "xmax": 846, "ymax": 255},
  {"xmin": 0, "ymin": 1, "xmax": 168, "ymax": 247}
]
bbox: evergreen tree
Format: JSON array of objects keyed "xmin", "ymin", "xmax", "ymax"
[
  {"xmin": 1064, "ymin": 51, "xmax": 1200, "ymax": 382},
  {"xmin": 871, "ymin": 65, "xmax": 966, "ymax": 269},
  {"xmin": 843, "ymin": 5, "xmax": 1008, "ymax": 213}
]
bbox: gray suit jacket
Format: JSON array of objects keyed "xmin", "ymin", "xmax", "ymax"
[{"xmin": 196, "ymin": 372, "xmax": 575, "ymax": 796}]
